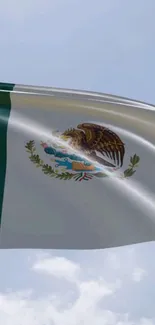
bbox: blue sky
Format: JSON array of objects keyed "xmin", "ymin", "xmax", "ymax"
[{"xmin": 0, "ymin": 0, "xmax": 155, "ymax": 324}]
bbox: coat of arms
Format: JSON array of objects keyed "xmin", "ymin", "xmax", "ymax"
[{"xmin": 25, "ymin": 122, "xmax": 140, "ymax": 182}]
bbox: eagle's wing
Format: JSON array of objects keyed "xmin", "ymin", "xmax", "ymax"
[{"xmin": 77, "ymin": 123, "xmax": 125, "ymax": 166}]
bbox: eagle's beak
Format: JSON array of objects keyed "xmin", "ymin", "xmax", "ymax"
[{"xmin": 60, "ymin": 135, "xmax": 70, "ymax": 141}]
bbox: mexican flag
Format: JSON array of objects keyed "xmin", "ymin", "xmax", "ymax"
[{"xmin": 0, "ymin": 82, "xmax": 155, "ymax": 249}]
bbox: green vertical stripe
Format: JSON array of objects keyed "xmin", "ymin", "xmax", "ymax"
[{"xmin": 0, "ymin": 83, "xmax": 15, "ymax": 225}]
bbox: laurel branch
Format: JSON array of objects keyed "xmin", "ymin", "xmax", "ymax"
[{"xmin": 25, "ymin": 140, "xmax": 140, "ymax": 181}]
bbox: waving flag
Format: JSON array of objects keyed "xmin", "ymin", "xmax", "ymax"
[{"xmin": 0, "ymin": 82, "xmax": 155, "ymax": 249}]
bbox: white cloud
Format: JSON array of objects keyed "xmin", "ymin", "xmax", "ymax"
[
  {"xmin": 104, "ymin": 246, "xmax": 148, "ymax": 285},
  {"xmin": 0, "ymin": 249, "xmax": 152, "ymax": 325},
  {"xmin": 132, "ymin": 267, "xmax": 147, "ymax": 283},
  {"xmin": 0, "ymin": 253, "xmax": 119, "ymax": 325},
  {"xmin": 0, "ymin": 289, "xmax": 154, "ymax": 325},
  {"xmin": 32, "ymin": 255, "xmax": 81, "ymax": 283}
]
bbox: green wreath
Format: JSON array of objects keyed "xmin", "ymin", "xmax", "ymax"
[{"xmin": 25, "ymin": 140, "xmax": 140, "ymax": 182}]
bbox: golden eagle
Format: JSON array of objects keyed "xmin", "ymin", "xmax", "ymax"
[{"xmin": 61, "ymin": 123, "xmax": 125, "ymax": 168}]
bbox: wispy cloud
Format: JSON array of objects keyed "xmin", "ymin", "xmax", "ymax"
[
  {"xmin": 132, "ymin": 268, "xmax": 147, "ymax": 283},
  {"xmin": 33, "ymin": 255, "xmax": 81, "ymax": 283},
  {"xmin": 0, "ymin": 249, "xmax": 152, "ymax": 324}
]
